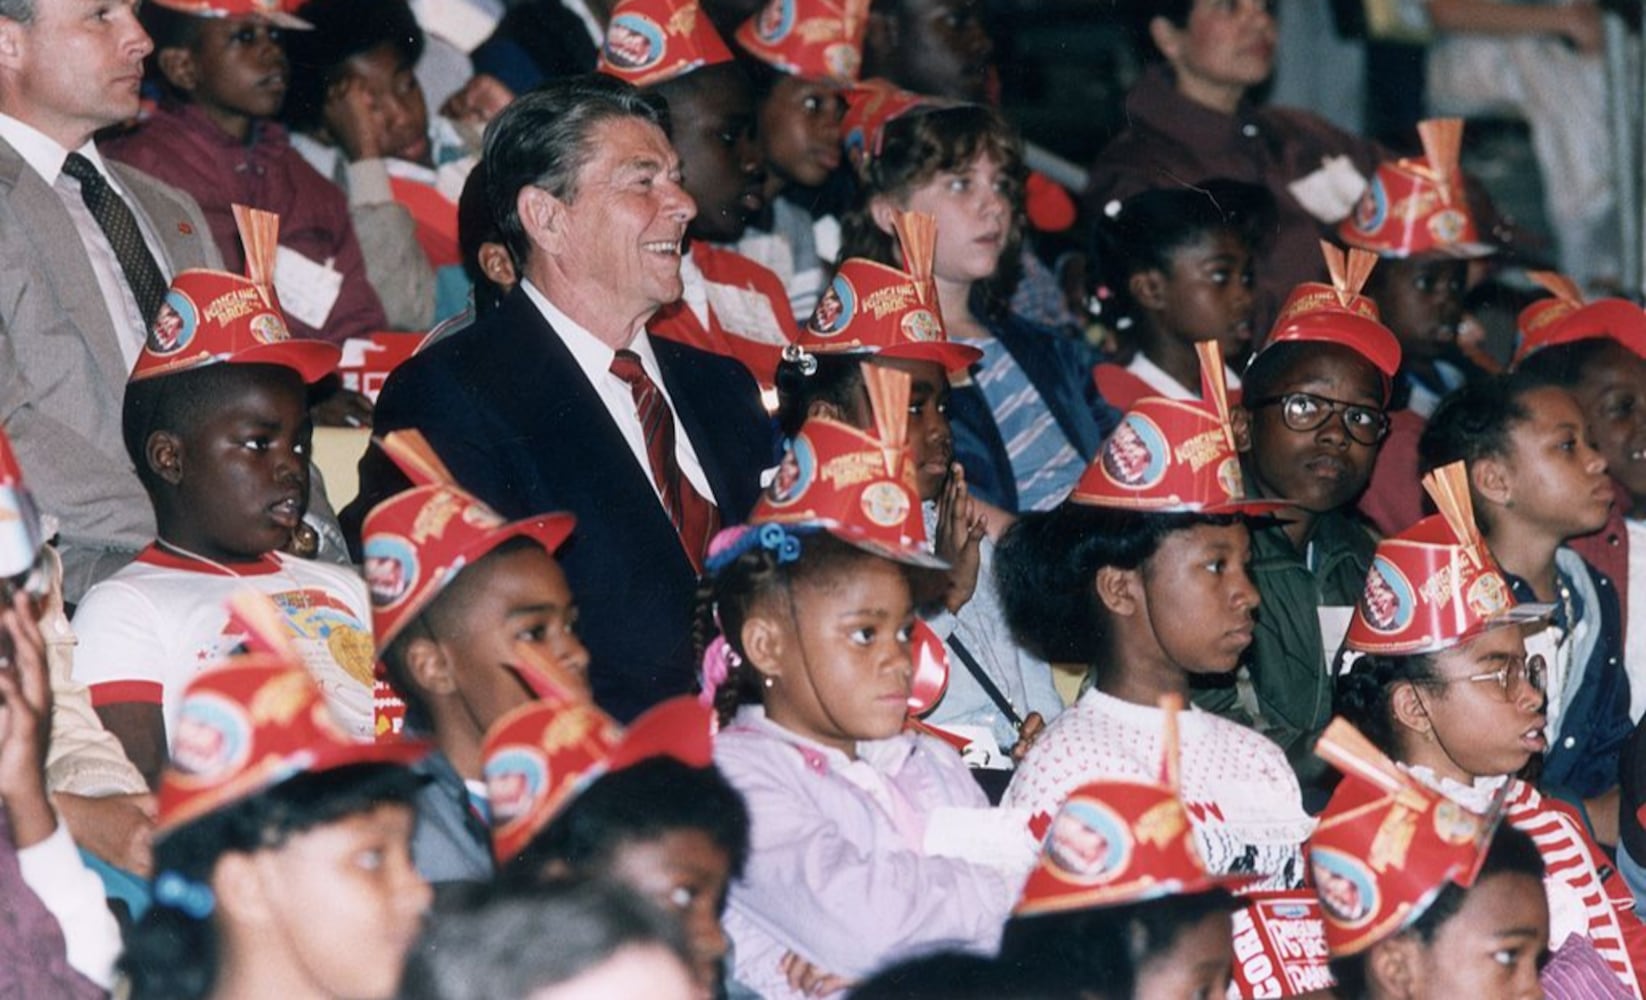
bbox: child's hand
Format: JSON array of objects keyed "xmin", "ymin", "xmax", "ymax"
[
  {"xmin": 779, "ymin": 951, "xmax": 851, "ymax": 997},
  {"xmin": 1010, "ymin": 711, "xmax": 1046, "ymax": 763},
  {"xmin": 441, "ymin": 73, "xmax": 514, "ymax": 125},
  {"xmin": 0, "ymin": 590, "xmax": 55, "ymax": 847},
  {"xmin": 935, "ymin": 463, "xmax": 985, "ymax": 614},
  {"xmin": 310, "ymin": 386, "xmax": 374, "ymax": 428},
  {"xmin": 52, "ymin": 792, "xmax": 156, "ymax": 877},
  {"xmin": 326, "ymin": 77, "xmax": 388, "ymax": 162}
]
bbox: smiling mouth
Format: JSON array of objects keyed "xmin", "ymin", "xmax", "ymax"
[{"xmin": 642, "ymin": 240, "xmax": 683, "ymax": 255}]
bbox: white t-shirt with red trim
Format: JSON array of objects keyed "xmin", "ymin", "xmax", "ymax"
[{"xmin": 70, "ymin": 545, "xmax": 376, "ymax": 741}]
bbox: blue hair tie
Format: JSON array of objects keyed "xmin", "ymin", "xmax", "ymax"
[
  {"xmin": 704, "ymin": 522, "xmax": 809, "ymax": 575},
  {"xmin": 153, "ymin": 870, "xmax": 216, "ymax": 920}
]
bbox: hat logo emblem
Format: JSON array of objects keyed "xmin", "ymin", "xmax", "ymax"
[
  {"xmin": 249, "ymin": 312, "xmax": 288, "ymax": 344},
  {"xmin": 1215, "ymin": 456, "xmax": 1244, "ymax": 500},
  {"xmin": 1353, "ymin": 175, "xmax": 1389, "ymax": 236},
  {"xmin": 1100, "ymin": 414, "xmax": 1168, "ymax": 490},
  {"xmin": 860, "ymin": 480, "xmax": 910, "ymax": 528},
  {"xmin": 808, "ymin": 276, "xmax": 856, "ymax": 337},
  {"xmin": 170, "ymin": 691, "xmax": 253, "ymax": 783},
  {"xmin": 149, "ymin": 290, "xmax": 198, "ymax": 356},
  {"xmin": 604, "ymin": 14, "xmax": 666, "ymax": 71},
  {"xmin": 824, "ymin": 42, "xmax": 860, "ymax": 81},
  {"xmin": 900, "ymin": 308, "xmax": 941, "ymax": 343},
  {"xmin": 768, "ymin": 436, "xmax": 816, "ymax": 508},
  {"xmin": 1046, "ymin": 797, "xmax": 1132, "ymax": 884},
  {"xmin": 1360, "ymin": 556, "xmax": 1415, "ymax": 634},
  {"xmin": 363, "ymin": 535, "xmax": 419, "ymax": 609},
  {"xmin": 754, "ymin": 0, "xmax": 795, "ymax": 42},
  {"xmin": 1432, "ymin": 800, "xmax": 1482, "ymax": 846},
  {"xmin": 1428, "ymin": 209, "xmax": 1466, "ymax": 245},
  {"xmin": 485, "ymin": 746, "xmax": 550, "ymax": 825},
  {"xmin": 1311, "ymin": 848, "xmax": 1379, "ymax": 928},
  {"xmin": 1465, "ymin": 572, "xmax": 1509, "ymax": 618}
]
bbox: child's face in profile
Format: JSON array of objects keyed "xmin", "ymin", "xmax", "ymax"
[
  {"xmin": 900, "ymin": 152, "xmax": 1012, "ymax": 287},
  {"xmin": 603, "ymin": 829, "xmax": 733, "ymax": 998},
  {"xmin": 1367, "ymin": 257, "xmax": 1465, "ymax": 367},
  {"xmin": 867, "ymin": 357, "xmax": 953, "ymax": 502},
  {"xmin": 1244, "ymin": 344, "xmax": 1385, "ymax": 514},
  {"xmin": 1564, "ymin": 341, "xmax": 1646, "ymax": 514},
  {"xmin": 884, "ymin": 0, "xmax": 994, "ymax": 102},
  {"xmin": 1404, "ymin": 625, "xmax": 1546, "ymax": 782},
  {"xmin": 176, "ymin": 17, "xmax": 289, "ymax": 129},
  {"xmin": 1494, "ymin": 386, "xmax": 1611, "ymax": 540},
  {"xmin": 1400, "ymin": 871, "xmax": 1547, "ymax": 1000},
  {"xmin": 1143, "ymin": 228, "xmax": 1255, "ymax": 367},
  {"xmin": 245, "ymin": 802, "xmax": 430, "ymax": 999},
  {"xmin": 1124, "ymin": 522, "xmax": 1258, "ymax": 678},
  {"xmin": 757, "ymin": 74, "xmax": 844, "ymax": 190},
  {"xmin": 1131, "ymin": 906, "xmax": 1235, "ymax": 1000},
  {"xmin": 753, "ymin": 553, "xmax": 915, "ymax": 755},
  {"xmin": 332, "ymin": 42, "xmax": 429, "ymax": 165},
  {"xmin": 668, "ymin": 69, "xmax": 764, "ymax": 244}
]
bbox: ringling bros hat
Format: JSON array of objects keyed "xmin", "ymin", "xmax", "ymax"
[
  {"xmin": 130, "ymin": 205, "xmax": 339, "ymax": 384},
  {"xmin": 483, "ymin": 677, "xmax": 716, "ymax": 865},
  {"xmin": 1308, "ymin": 718, "xmax": 1502, "ymax": 957},
  {"xmin": 148, "ymin": 0, "xmax": 313, "ymax": 29},
  {"xmin": 1260, "ymin": 242, "xmax": 1403, "ymax": 398},
  {"xmin": 840, "ymin": 78, "xmax": 938, "ymax": 167},
  {"xmin": 747, "ymin": 364, "xmax": 947, "ymax": 569},
  {"xmin": 1512, "ymin": 270, "xmax": 1646, "ymax": 365},
  {"xmin": 1338, "ymin": 118, "xmax": 1494, "ymax": 260},
  {"xmin": 792, "ymin": 211, "xmax": 981, "ymax": 373},
  {"xmin": 1015, "ymin": 696, "xmax": 1256, "ymax": 916},
  {"xmin": 157, "ymin": 592, "xmax": 427, "ymax": 835},
  {"xmin": 0, "ymin": 429, "xmax": 45, "ymax": 581},
  {"xmin": 735, "ymin": 0, "xmax": 868, "ymax": 84},
  {"xmin": 596, "ymin": 0, "xmax": 734, "ymax": 88},
  {"xmin": 1070, "ymin": 341, "xmax": 1291, "ymax": 516},
  {"xmin": 1343, "ymin": 461, "xmax": 1549, "ymax": 657}
]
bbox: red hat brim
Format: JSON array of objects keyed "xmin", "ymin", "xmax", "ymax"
[
  {"xmin": 1015, "ymin": 869, "xmax": 1258, "ymax": 917},
  {"xmin": 826, "ymin": 525, "xmax": 949, "ymax": 570},
  {"xmin": 1514, "ymin": 298, "xmax": 1646, "ymax": 364},
  {"xmin": 876, "ymin": 341, "xmax": 984, "ymax": 374},
  {"xmin": 1066, "ymin": 491, "xmax": 1295, "ymax": 519},
  {"xmin": 232, "ymin": 339, "xmax": 343, "ymax": 384},
  {"xmin": 1265, "ymin": 313, "xmax": 1403, "ymax": 380}
]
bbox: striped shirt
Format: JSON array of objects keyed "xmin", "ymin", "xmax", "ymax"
[{"xmin": 967, "ymin": 333, "xmax": 1085, "ymax": 512}]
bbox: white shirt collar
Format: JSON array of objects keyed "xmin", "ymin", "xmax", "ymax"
[
  {"xmin": 1126, "ymin": 353, "xmax": 1242, "ymax": 399},
  {"xmin": 0, "ymin": 113, "xmax": 109, "ymax": 187},
  {"xmin": 521, "ymin": 277, "xmax": 667, "ymax": 389}
]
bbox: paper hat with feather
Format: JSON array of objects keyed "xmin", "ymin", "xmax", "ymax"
[
  {"xmin": 1071, "ymin": 341, "xmax": 1290, "ymax": 515},
  {"xmin": 735, "ymin": 0, "xmax": 868, "ymax": 84},
  {"xmin": 1308, "ymin": 719, "xmax": 1503, "ymax": 957},
  {"xmin": 1015, "ymin": 696, "xmax": 1258, "ymax": 915},
  {"xmin": 157, "ymin": 592, "xmax": 428, "ymax": 835},
  {"xmin": 597, "ymin": 0, "xmax": 734, "ymax": 88},
  {"xmin": 791, "ymin": 211, "xmax": 981, "ymax": 373},
  {"xmin": 1338, "ymin": 119, "xmax": 1493, "ymax": 259},
  {"xmin": 1512, "ymin": 270, "xmax": 1646, "ymax": 365},
  {"xmin": 1343, "ymin": 462, "xmax": 1548, "ymax": 656},
  {"xmin": 1260, "ymin": 241, "xmax": 1403, "ymax": 392}
]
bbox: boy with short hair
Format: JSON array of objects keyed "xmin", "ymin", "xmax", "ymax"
[
  {"xmin": 71, "ymin": 208, "xmax": 376, "ymax": 788},
  {"xmin": 362, "ymin": 431, "xmax": 587, "ymax": 884},
  {"xmin": 102, "ymin": 0, "xmax": 392, "ymax": 347}
]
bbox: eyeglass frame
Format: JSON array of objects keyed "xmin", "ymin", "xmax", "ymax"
[
  {"xmin": 1423, "ymin": 653, "xmax": 1547, "ymax": 702},
  {"xmin": 1246, "ymin": 391, "xmax": 1391, "ymax": 446}
]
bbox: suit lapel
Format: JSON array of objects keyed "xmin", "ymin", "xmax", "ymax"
[{"xmin": 112, "ymin": 162, "xmax": 197, "ymax": 274}]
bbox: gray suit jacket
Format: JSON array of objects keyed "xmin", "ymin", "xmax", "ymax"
[{"xmin": 0, "ymin": 137, "xmax": 221, "ymax": 600}]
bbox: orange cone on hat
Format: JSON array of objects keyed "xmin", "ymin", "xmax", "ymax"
[
  {"xmin": 735, "ymin": 0, "xmax": 868, "ymax": 84},
  {"xmin": 1343, "ymin": 462, "xmax": 1548, "ymax": 656},
  {"xmin": 597, "ymin": 0, "xmax": 733, "ymax": 88},
  {"xmin": 1512, "ymin": 270, "xmax": 1646, "ymax": 365},
  {"xmin": 131, "ymin": 204, "xmax": 339, "ymax": 384},
  {"xmin": 157, "ymin": 592, "xmax": 427, "ymax": 835},
  {"xmin": 1071, "ymin": 341, "xmax": 1291, "ymax": 515},
  {"xmin": 1308, "ymin": 719, "xmax": 1502, "ymax": 957},
  {"xmin": 1339, "ymin": 119, "xmax": 1493, "ymax": 259},
  {"xmin": 1262, "ymin": 241, "xmax": 1403, "ymax": 389}
]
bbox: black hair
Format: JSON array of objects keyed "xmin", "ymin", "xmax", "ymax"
[
  {"xmin": 1417, "ymin": 369, "xmax": 1563, "ymax": 479},
  {"xmin": 1092, "ymin": 181, "xmax": 1270, "ymax": 349},
  {"xmin": 733, "ymin": 51, "xmax": 785, "ymax": 103},
  {"xmin": 456, "ymin": 166, "xmax": 510, "ymax": 317},
  {"xmin": 377, "ymin": 536, "xmax": 543, "ymax": 733},
  {"xmin": 138, "ymin": 2, "xmax": 203, "ymax": 94},
  {"xmin": 849, "ymin": 951, "xmax": 1090, "ymax": 1000},
  {"xmin": 504, "ymin": 757, "xmax": 751, "ymax": 883},
  {"xmin": 397, "ymin": 878, "xmax": 691, "ymax": 1000},
  {"xmin": 774, "ymin": 353, "xmax": 869, "ymax": 438},
  {"xmin": 999, "ymin": 890, "xmax": 1240, "ymax": 996},
  {"xmin": 121, "ymin": 363, "xmax": 307, "ymax": 495},
  {"xmin": 838, "ymin": 104, "xmax": 1026, "ymax": 318},
  {"xmin": 995, "ymin": 504, "xmax": 1242, "ymax": 668},
  {"xmin": 123, "ymin": 764, "xmax": 423, "ymax": 1000},
  {"xmin": 282, "ymin": 0, "xmax": 425, "ymax": 133},
  {"xmin": 480, "ymin": 75, "xmax": 670, "ymax": 265},
  {"xmin": 1332, "ymin": 650, "xmax": 1442, "ymax": 759},
  {"xmin": 1327, "ymin": 823, "xmax": 1545, "ymax": 999},
  {"xmin": 695, "ymin": 529, "xmax": 903, "ymax": 726},
  {"xmin": 1512, "ymin": 337, "xmax": 1622, "ymax": 389}
]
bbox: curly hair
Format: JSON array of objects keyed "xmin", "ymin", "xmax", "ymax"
[{"xmin": 1331, "ymin": 650, "xmax": 1441, "ymax": 759}]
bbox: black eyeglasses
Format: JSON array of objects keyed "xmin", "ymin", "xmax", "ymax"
[
  {"xmin": 1248, "ymin": 392, "xmax": 1390, "ymax": 446},
  {"xmin": 1429, "ymin": 654, "xmax": 1547, "ymax": 703}
]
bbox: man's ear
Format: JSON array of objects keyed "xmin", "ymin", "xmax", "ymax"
[
  {"xmin": 1128, "ymin": 269, "xmax": 1169, "ymax": 312},
  {"xmin": 147, "ymin": 431, "xmax": 185, "ymax": 487},
  {"xmin": 868, "ymin": 194, "xmax": 901, "ymax": 238},
  {"xmin": 1231, "ymin": 406, "xmax": 1253, "ymax": 452},
  {"xmin": 740, "ymin": 613, "xmax": 785, "ymax": 682},
  {"xmin": 404, "ymin": 635, "xmax": 456, "ymax": 699},
  {"xmin": 1094, "ymin": 565, "xmax": 1141, "ymax": 618},
  {"xmin": 518, "ymin": 185, "xmax": 567, "ymax": 258},
  {"xmin": 0, "ymin": 16, "xmax": 26, "ymax": 72},
  {"xmin": 156, "ymin": 47, "xmax": 199, "ymax": 93}
]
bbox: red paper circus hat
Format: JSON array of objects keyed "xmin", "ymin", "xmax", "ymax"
[
  {"xmin": 361, "ymin": 431, "xmax": 576, "ymax": 652},
  {"xmin": 735, "ymin": 0, "xmax": 867, "ymax": 83},
  {"xmin": 1309, "ymin": 719, "xmax": 1501, "ymax": 957},
  {"xmin": 750, "ymin": 365, "xmax": 944, "ymax": 568},
  {"xmin": 0, "ymin": 429, "xmax": 44, "ymax": 580},
  {"xmin": 1071, "ymin": 341, "xmax": 1291, "ymax": 515},
  {"xmin": 483, "ymin": 681, "xmax": 716, "ymax": 865},
  {"xmin": 157, "ymin": 592, "xmax": 427, "ymax": 835},
  {"xmin": 596, "ymin": 0, "xmax": 733, "ymax": 88},
  {"xmin": 1263, "ymin": 241, "xmax": 1403, "ymax": 385},
  {"xmin": 840, "ymin": 78, "xmax": 937, "ymax": 166},
  {"xmin": 1512, "ymin": 270, "xmax": 1646, "ymax": 365},
  {"xmin": 131, "ymin": 205, "xmax": 339, "ymax": 384},
  {"xmin": 793, "ymin": 211, "xmax": 981, "ymax": 372},
  {"xmin": 149, "ymin": 0, "xmax": 312, "ymax": 28},
  {"xmin": 1338, "ymin": 119, "xmax": 1493, "ymax": 259},
  {"xmin": 1344, "ymin": 462, "xmax": 1548, "ymax": 656},
  {"xmin": 1016, "ymin": 696, "xmax": 1256, "ymax": 915}
]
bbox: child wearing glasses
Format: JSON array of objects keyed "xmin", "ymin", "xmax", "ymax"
[
  {"xmin": 1335, "ymin": 461, "xmax": 1646, "ymax": 995},
  {"xmin": 1195, "ymin": 244, "xmax": 1401, "ymax": 802},
  {"xmin": 1420, "ymin": 371, "xmax": 1630, "ymax": 847}
]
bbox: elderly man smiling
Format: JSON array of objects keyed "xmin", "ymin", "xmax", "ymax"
[{"xmin": 351, "ymin": 75, "xmax": 775, "ymax": 722}]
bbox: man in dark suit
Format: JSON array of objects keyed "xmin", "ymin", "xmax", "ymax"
[{"xmin": 350, "ymin": 76, "xmax": 774, "ymax": 722}]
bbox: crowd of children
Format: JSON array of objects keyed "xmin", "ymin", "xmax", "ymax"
[{"xmin": 11, "ymin": 0, "xmax": 1646, "ymax": 996}]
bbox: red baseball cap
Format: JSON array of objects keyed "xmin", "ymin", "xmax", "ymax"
[
  {"xmin": 1513, "ymin": 271, "xmax": 1646, "ymax": 365},
  {"xmin": 736, "ymin": 0, "xmax": 867, "ymax": 84},
  {"xmin": 1262, "ymin": 241, "xmax": 1403, "ymax": 390},
  {"xmin": 596, "ymin": 0, "xmax": 733, "ymax": 88},
  {"xmin": 1338, "ymin": 119, "xmax": 1493, "ymax": 260}
]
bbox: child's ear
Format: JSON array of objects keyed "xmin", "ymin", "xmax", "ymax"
[
  {"xmin": 213, "ymin": 852, "xmax": 271, "ymax": 927},
  {"xmin": 1231, "ymin": 406, "xmax": 1253, "ymax": 453},
  {"xmin": 868, "ymin": 195, "xmax": 901, "ymax": 238},
  {"xmin": 1094, "ymin": 565, "xmax": 1140, "ymax": 618},
  {"xmin": 1389, "ymin": 681, "xmax": 1434, "ymax": 741},
  {"xmin": 155, "ymin": 47, "xmax": 199, "ymax": 93},
  {"xmin": 1148, "ymin": 16, "xmax": 1185, "ymax": 67},
  {"xmin": 1128, "ymin": 269, "xmax": 1169, "ymax": 312},
  {"xmin": 518, "ymin": 185, "xmax": 566, "ymax": 258},
  {"xmin": 404, "ymin": 635, "xmax": 456, "ymax": 699},
  {"xmin": 806, "ymin": 398, "xmax": 846, "ymax": 422},
  {"xmin": 1470, "ymin": 456, "xmax": 1512, "ymax": 511},
  {"xmin": 147, "ymin": 431, "xmax": 185, "ymax": 487},
  {"xmin": 477, "ymin": 241, "xmax": 517, "ymax": 289},
  {"xmin": 1367, "ymin": 937, "xmax": 1420, "ymax": 999},
  {"xmin": 740, "ymin": 613, "xmax": 785, "ymax": 681}
]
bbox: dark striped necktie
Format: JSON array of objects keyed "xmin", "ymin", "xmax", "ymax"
[
  {"xmin": 609, "ymin": 348, "xmax": 720, "ymax": 571},
  {"xmin": 62, "ymin": 152, "xmax": 167, "ymax": 326}
]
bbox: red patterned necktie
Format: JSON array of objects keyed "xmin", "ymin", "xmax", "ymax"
[{"xmin": 609, "ymin": 349, "xmax": 720, "ymax": 571}]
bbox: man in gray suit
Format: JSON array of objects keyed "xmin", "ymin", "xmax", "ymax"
[{"xmin": 0, "ymin": 0, "xmax": 221, "ymax": 600}]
